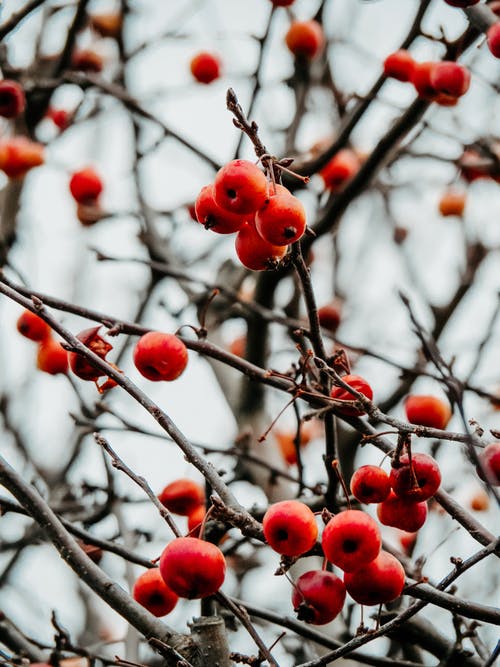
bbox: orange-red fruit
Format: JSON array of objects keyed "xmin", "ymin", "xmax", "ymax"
[
  {"xmin": 133, "ymin": 332, "xmax": 188, "ymax": 382},
  {"xmin": 37, "ymin": 338, "xmax": 68, "ymax": 375},
  {"xmin": 69, "ymin": 168, "xmax": 103, "ymax": 205},
  {"xmin": 228, "ymin": 335, "xmax": 246, "ymax": 358},
  {"xmin": 478, "ymin": 443, "xmax": 500, "ymax": 486},
  {"xmin": 329, "ymin": 374, "xmax": 373, "ymax": 416},
  {"xmin": 405, "ymin": 395, "xmax": 451, "ymax": 430},
  {"xmin": 318, "ymin": 301, "xmax": 342, "ymax": 333},
  {"xmin": 47, "ymin": 107, "xmax": 72, "ymax": 131},
  {"xmin": 343, "ymin": 551, "xmax": 405, "ymax": 606},
  {"xmin": 412, "ymin": 61, "xmax": 439, "ymax": 99},
  {"xmin": 487, "ymin": 23, "xmax": 500, "ymax": 59},
  {"xmin": 235, "ymin": 222, "xmax": 287, "ymax": 271},
  {"xmin": 430, "ymin": 61, "xmax": 470, "ymax": 98},
  {"xmin": 383, "ymin": 50, "xmax": 415, "ymax": 82},
  {"xmin": 322, "ymin": 509, "xmax": 381, "ymax": 572},
  {"xmin": 292, "ymin": 571, "xmax": 346, "ymax": 625},
  {"xmin": 255, "ymin": 192, "xmax": 306, "ymax": 246},
  {"xmin": 377, "ymin": 491, "xmax": 428, "ymax": 532},
  {"xmin": 0, "ymin": 80, "xmax": 26, "ymax": 118},
  {"xmin": 68, "ymin": 326, "xmax": 113, "ymax": 381},
  {"xmin": 195, "ymin": 184, "xmax": 247, "ymax": 234},
  {"xmin": 390, "ymin": 453, "xmax": 441, "ymax": 501},
  {"xmin": 271, "ymin": 0, "xmax": 295, "ymax": 5},
  {"xmin": 399, "ymin": 531, "xmax": 418, "ymax": 554},
  {"xmin": 133, "ymin": 568, "xmax": 178, "ymax": 617},
  {"xmin": 190, "ymin": 52, "xmax": 221, "ymax": 84},
  {"xmin": 17, "ymin": 310, "xmax": 51, "ymax": 342},
  {"xmin": 214, "ymin": 160, "xmax": 268, "ymax": 215},
  {"xmin": 350, "ymin": 465, "xmax": 391, "ymax": 504},
  {"xmin": 0, "ymin": 137, "xmax": 44, "ymax": 178},
  {"xmin": 469, "ymin": 489, "xmax": 489, "ymax": 512},
  {"xmin": 158, "ymin": 479, "xmax": 205, "ymax": 516},
  {"xmin": 71, "ymin": 49, "xmax": 103, "ymax": 72},
  {"xmin": 187, "ymin": 505, "xmax": 206, "ymax": 537},
  {"xmin": 90, "ymin": 12, "xmax": 123, "ymax": 39},
  {"xmin": 438, "ymin": 189, "xmax": 466, "ymax": 217},
  {"xmin": 263, "ymin": 500, "xmax": 318, "ymax": 557},
  {"xmin": 159, "ymin": 537, "xmax": 226, "ymax": 599},
  {"xmin": 285, "ymin": 20, "xmax": 324, "ymax": 60},
  {"xmin": 320, "ymin": 149, "xmax": 360, "ymax": 191}
]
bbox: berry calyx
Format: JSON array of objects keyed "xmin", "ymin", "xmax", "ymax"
[
  {"xmin": 405, "ymin": 395, "xmax": 451, "ymax": 430},
  {"xmin": 377, "ymin": 491, "xmax": 428, "ymax": 532},
  {"xmin": 383, "ymin": 50, "xmax": 415, "ymax": 82},
  {"xmin": 158, "ymin": 479, "xmax": 205, "ymax": 516},
  {"xmin": 235, "ymin": 221, "xmax": 287, "ymax": 271},
  {"xmin": 390, "ymin": 452, "xmax": 441, "ymax": 501},
  {"xmin": 350, "ymin": 465, "xmax": 391, "ymax": 504},
  {"xmin": 262, "ymin": 500, "xmax": 318, "ymax": 557},
  {"xmin": 37, "ymin": 338, "xmax": 68, "ymax": 375},
  {"xmin": 320, "ymin": 149, "xmax": 360, "ymax": 192},
  {"xmin": 190, "ymin": 52, "xmax": 222, "ymax": 84},
  {"xmin": 255, "ymin": 191, "xmax": 306, "ymax": 246},
  {"xmin": 0, "ymin": 80, "xmax": 26, "ymax": 119},
  {"xmin": 69, "ymin": 168, "xmax": 103, "ymax": 205},
  {"xmin": 195, "ymin": 184, "xmax": 247, "ymax": 234},
  {"xmin": 329, "ymin": 374, "xmax": 373, "ymax": 416},
  {"xmin": 214, "ymin": 160, "xmax": 268, "ymax": 215},
  {"xmin": 322, "ymin": 509, "xmax": 381, "ymax": 572},
  {"xmin": 133, "ymin": 568, "xmax": 178, "ymax": 617},
  {"xmin": 292, "ymin": 571, "xmax": 346, "ymax": 625},
  {"xmin": 133, "ymin": 332, "xmax": 188, "ymax": 382},
  {"xmin": 343, "ymin": 551, "xmax": 405, "ymax": 605},
  {"xmin": 285, "ymin": 20, "xmax": 324, "ymax": 60},
  {"xmin": 159, "ymin": 537, "xmax": 226, "ymax": 599},
  {"xmin": 17, "ymin": 310, "xmax": 51, "ymax": 342}
]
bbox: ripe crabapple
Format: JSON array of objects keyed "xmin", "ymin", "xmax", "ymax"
[
  {"xmin": 343, "ymin": 551, "xmax": 405, "ymax": 605},
  {"xmin": 17, "ymin": 310, "xmax": 51, "ymax": 342},
  {"xmin": 214, "ymin": 159, "xmax": 268, "ymax": 215},
  {"xmin": 350, "ymin": 465, "xmax": 391, "ymax": 504},
  {"xmin": 383, "ymin": 50, "xmax": 415, "ymax": 82},
  {"xmin": 159, "ymin": 537, "xmax": 226, "ymax": 599},
  {"xmin": 477, "ymin": 442, "xmax": 500, "ymax": 486},
  {"xmin": 69, "ymin": 168, "xmax": 103, "ymax": 205},
  {"xmin": 37, "ymin": 338, "xmax": 68, "ymax": 375},
  {"xmin": 90, "ymin": 12, "xmax": 123, "ymax": 39},
  {"xmin": 262, "ymin": 500, "xmax": 318, "ymax": 557},
  {"xmin": 0, "ymin": 80, "xmax": 26, "ymax": 118},
  {"xmin": 390, "ymin": 452, "xmax": 441, "ymax": 502},
  {"xmin": 68, "ymin": 326, "xmax": 114, "ymax": 382},
  {"xmin": 158, "ymin": 479, "xmax": 205, "ymax": 516},
  {"xmin": 322, "ymin": 509, "xmax": 381, "ymax": 572},
  {"xmin": 292, "ymin": 570, "xmax": 346, "ymax": 625},
  {"xmin": 320, "ymin": 149, "xmax": 360, "ymax": 192},
  {"xmin": 187, "ymin": 505, "xmax": 206, "ymax": 537},
  {"xmin": 133, "ymin": 568, "xmax": 178, "ymax": 617},
  {"xmin": 235, "ymin": 221, "xmax": 287, "ymax": 271},
  {"xmin": 285, "ymin": 20, "xmax": 324, "ymax": 60},
  {"xmin": 255, "ymin": 191, "xmax": 306, "ymax": 245},
  {"xmin": 47, "ymin": 108, "xmax": 72, "ymax": 131},
  {"xmin": 377, "ymin": 491, "xmax": 428, "ymax": 532},
  {"xmin": 412, "ymin": 61, "xmax": 438, "ymax": 99},
  {"xmin": 195, "ymin": 184, "xmax": 247, "ymax": 234},
  {"xmin": 71, "ymin": 49, "xmax": 103, "ymax": 72},
  {"xmin": 430, "ymin": 61, "xmax": 471, "ymax": 98},
  {"xmin": 133, "ymin": 332, "xmax": 188, "ymax": 381},
  {"xmin": 405, "ymin": 395, "xmax": 451, "ymax": 430},
  {"xmin": 487, "ymin": 23, "xmax": 500, "ymax": 59},
  {"xmin": 0, "ymin": 137, "xmax": 44, "ymax": 178},
  {"xmin": 317, "ymin": 301, "xmax": 342, "ymax": 333},
  {"xmin": 190, "ymin": 52, "xmax": 221, "ymax": 84},
  {"xmin": 329, "ymin": 374, "xmax": 373, "ymax": 416},
  {"xmin": 438, "ymin": 189, "xmax": 466, "ymax": 217}
]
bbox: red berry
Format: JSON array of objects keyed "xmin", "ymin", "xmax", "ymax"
[
  {"xmin": 329, "ymin": 374, "xmax": 373, "ymax": 417},
  {"xmin": 214, "ymin": 160, "xmax": 268, "ymax": 215},
  {"xmin": 255, "ymin": 191, "xmax": 306, "ymax": 246},
  {"xmin": 0, "ymin": 137, "xmax": 44, "ymax": 179},
  {"xmin": 190, "ymin": 52, "xmax": 221, "ymax": 84},
  {"xmin": 430, "ymin": 61, "xmax": 470, "ymax": 98},
  {"xmin": 270, "ymin": 0, "xmax": 295, "ymax": 5},
  {"xmin": 377, "ymin": 491, "xmax": 428, "ymax": 532},
  {"xmin": 317, "ymin": 301, "xmax": 342, "ymax": 333},
  {"xmin": 344, "ymin": 551, "xmax": 405, "ymax": 606},
  {"xmin": 47, "ymin": 108, "xmax": 72, "ymax": 131},
  {"xmin": 37, "ymin": 338, "xmax": 68, "ymax": 375},
  {"xmin": 133, "ymin": 332, "xmax": 188, "ymax": 382},
  {"xmin": 443, "ymin": 0, "xmax": 479, "ymax": 5},
  {"xmin": 322, "ymin": 509, "xmax": 381, "ymax": 572},
  {"xmin": 195, "ymin": 184, "xmax": 247, "ymax": 234},
  {"xmin": 158, "ymin": 479, "xmax": 205, "ymax": 516},
  {"xmin": 292, "ymin": 571, "xmax": 346, "ymax": 625},
  {"xmin": 17, "ymin": 310, "xmax": 51, "ymax": 342},
  {"xmin": 477, "ymin": 443, "xmax": 500, "ymax": 486},
  {"xmin": 0, "ymin": 80, "xmax": 26, "ymax": 118},
  {"xmin": 69, "ymin": 168, "xmax": 103, "ymax": 204},
  {"xmin": 133, "ymin": 568, "xmax": 178, "ymax": 617},
  {"xmin": 159, "ymin": 537, "xmax": 226, "ymax": 599},
  {"xmin": 350, "ymin": 465, "xmax": 391, "ymax": 504},
  {"xmin": 187, "ymin": 505, "xmax": 206, "ymax": 537},
  {"xmin": 235, "ymin": 221, "xmax": 287, "ymax": 271},
  {"xmin": 90, "ymin": 12, "xmax": 123, "ymax": 39},
  {"xmin": 285, "ymin": 20, "xmax": 324, "ymax": 60},
  {"xmin": 399, "ymin": 531, "xmax": 418, "ymax": 554},
  {"xmin": 383, "ymin": 50, "xmax": 415, "ymax": 82},
  {"xmin": 320, "ymin": 149, "xmax": 360, "ymax": 192},
  {"xmin": 263, "ymin": 500, "xmax": 318, "ymax": 557},
  {"xmin": 390, "ymin": 453, "xmax": 441, "ymax": 502},
  {"xmin": 412, "ymin": 61, "xmax": 439, "ymax": 99},
  {"xmin": 487, "ymin": 23, "xmax": 500, "ymax": 59},
  {"xmin": 405, "ymin": 395, "xmax": 451, "ymax": 430},
  {"xmin": 438, "ymin": 189, "xmax": 466, "ymax": 217},
  {"xmin": 68, "ymin": 326, "xmax": 113, "ymax": 381},
  {"xmin": 71, "ymin": 49, "xmax": 103, "ymax": 72}
]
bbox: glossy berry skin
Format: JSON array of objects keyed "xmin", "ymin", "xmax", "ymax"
[
  {"xmin": 350, "ymin": 465, "xmax": 391, "ymax": 504},
  {"xmin": 133, "ymin": 568, "xmax": 178, "ymax": 617},
  {"xmin": 17, "ymin": 310, "xmax": 51, "ymax": 342},
  {"xmin": 195, "ymin": 184, "xmax": 247, "ymax": 234},
  {"xmin": 320, "ymin": 149, "xmax": 360, "ymax": 192},
  {"xmin": 158, "ymin": 479, "xmax": 205, "ymax": 516},
  {"xmin": 383, "ymin": 50, "xmax": 415, "ymax": 82},
  {"xmin": 439, "ymin": 189, "xmax": 466, "ymax": 217},
  {"xmin": 292, "ymin": 571, "xmax": 346, "ymax": 625},
  {"xmin": 322, "ymin": 509, "xmax": 381, "ymax": 573},
  {"xmin": 69, "ymin": 168, "xmax": 103, "ymax": 204},
  {"xmin": 263, "ymin": 500, "xmax": 318, "ymax": 557},
  {"xmin": 37, "ymin": 338, "xmax": 68, "ymax": 375},
  {"xmin": 477, "ymin": 443, "xmax": 500, "ymax": 486},
  {"xmin": 0, "ymin": 80, "xmax": 26, "ymax": 118},
  {"xmin": 133, "ymin": 332, "xmax": 188, "ymax": 382},
  {"xmin": 412, "ymin": 61, "xmax": 438, "ymax": 99},
  {"xmin": 405, "ymin": 395, "xmax": 451, "ymax": 430},
  {"xmin": 71, "ymin": 49, "xmax": 103, "ymax": 73},
  {"xmin": 235, "ymin": 222, "xmax": 287, "ymax": 271},
  {"xmin": 377, "ymin": 492, "xmax": 428, "ymax": 532},
  {"xmin": 318, "ymin": 301, "xmax": 342, "ymax": 333},
  {"xmin": 187, "ymin": 504, "xmax": 206, "ymax": 537},
  {"xmin": 255, "ymin": 192, "xmax": 306, "ymax": 246},
  {"xmin": 214, "ymin": 160, "xmax": 268, "ymax": 215},
  {"xmin": 390, "ymin": 453, "xmax": 441, "ymax": 502},
  {"xmin": 285, "ymin": 20, "xmax": 324, "ymax": 60},
  {"xmin": 430, "ymin": 62, "xmax": 470, "ymax": 98},
  {"xmin": 344, "ymin": 551, "xmax": 405, "ymax": 606},
  {"xmin": 190, "ymin": 52, "xmax": 221, "ymax": 84},
  {"xmin": 68, "ymin": 326, "xmax": 113, "ymax": 381},
  {"xmin": 159, "ymin": 537, "xmax": 226, "ymax": 599},
  {"xmin": 0, "ymin": 137, "xmax": 44, "ymax": 179},
  {"xmin": 329, "ymin": 374, "xmax": 373, "ymax": 416},
  {"xmin": 487, "ymin": 23, "xmax": 500, "ymax": 59}
]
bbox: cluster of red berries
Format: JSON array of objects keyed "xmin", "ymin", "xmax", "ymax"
[
  {"xmin": 17, "ymin": 310, "xmax": 68, "ymax": 375},
  {"xmin": 69, "ymin": 167, "xmax": 104, "ymax": 226},
  {"xmin": 384, "ymin": 51, "xmax": 471, "ymax": 106},
  {"xmin": 195, "ymin": 159, "xmax": 307, "ymax": 271}
]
